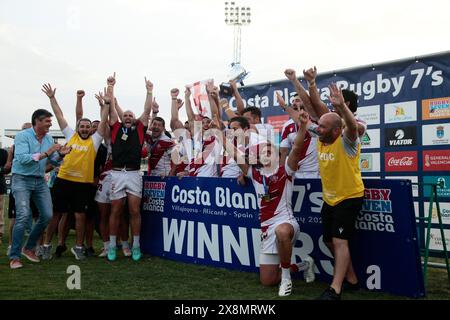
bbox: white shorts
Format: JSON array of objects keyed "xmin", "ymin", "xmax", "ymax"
[
  {"xmin": 95, "ymin": 171, "xmax": 112, "ymax": 204},
  {"xmin": 294, "ymin": 171, "xmax": 320, "ymax": 179},
  {"xmin": 259, "ymin": 217, "xmax": 300, "ymax": 265},
  {"xmin": 110, "ymin": 170, "xmax": 143, "ymax": 201}
]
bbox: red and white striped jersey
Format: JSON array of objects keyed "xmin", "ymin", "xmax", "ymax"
[
  {"xmin": 280, "ymin": 119, "xmax": 319, "ymax": 178},
  {"xmin": 189, "ymin": 136, "xmax": 222, "ymax": 177},
  {"xmin": 145, "ymin": 133, "xmax": 175, "ymax": 176},
  {"xmin": 247, "ymin": 164, "xmax": 296, "ymax": 234}
]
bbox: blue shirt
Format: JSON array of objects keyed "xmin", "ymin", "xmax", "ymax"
[{"xmin": 12, "ymin": 127, "xmax": 60, "ymax": 177}]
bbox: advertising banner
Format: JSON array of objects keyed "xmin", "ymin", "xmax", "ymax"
[
  {"xmin": 141, "ymin": 176, "xmax": 425, "ymax": 298},
  {"xmin": 228, "ymin": 51, "xmax": 450, "ymax": 254}
]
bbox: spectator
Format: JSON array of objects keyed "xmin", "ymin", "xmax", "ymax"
[{"xmin": 9, "ymin": 109, "xmax": 69, "ymax": 269}]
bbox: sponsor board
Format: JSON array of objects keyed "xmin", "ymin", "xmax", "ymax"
[
  {"xmin": 357, "ymin": 105, "xmax": 381, "ymax": 125},
  {"xmin": 422, "ymin": 97, "xmax": 450, "ymax": 120},
  {"xmin": 361, "ymin": 129, "xmax": 380, "ymax": 149},
  {"xmin": 385, "ymin": 151, "xmax": 418, "ymax": 172},
  {"xmin": 424, "ymin": 202, "xmax": 450, "ymax": 225},
  {"xmin": 384, "ymin": 101, "xmax": 417, "ymax": 123},
  {"xmin": 429, "ymin": 228, "xmax": 450, "ymax": 251},
  {"xmin": 385, "ymin": 176, "xmax": 418, "ymax": 197},
  {"xmin": 422, "ymin": 123, "xmax": 450, "ymax": 146},
  {"xmin": 267, "ymin": 115, "xmax": 289, "ymax": 133},
  {"xmin": 360, "ymin": 153, "xmax": 381, "ymax": 172},
  {"xmin": 423, "ymin": 176, "xmax": 450, "ymax": 198},
  {"xmin": 385, "ymin": 126, "xmax": 417, "ymax": 147},
  {"xmin": 423, "ymin": 150, "xmax": 450, "ymax": 171}
]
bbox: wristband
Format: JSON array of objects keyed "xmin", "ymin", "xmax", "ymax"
[{"xmin": 44, "ymin": 152, "xmax": 49, "ymax": 158}]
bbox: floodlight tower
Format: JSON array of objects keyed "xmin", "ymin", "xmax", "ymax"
[{"xmin": 224, "ymin": 2, "xmax": 251, "ymax": 65}]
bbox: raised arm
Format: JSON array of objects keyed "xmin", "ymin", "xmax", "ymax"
[
  {"xmin": 41, "ymin": 83, "xmax": 68, "ymax": 130},
  {"xmin": 96, "ymin": 87, "xmax": 111, "ymax": 138},
  {"xmin": 206, "ymin": 81, "xmax": 220, "ymax": 121},
  {"xmin": 138, "ymin": 77, "xmax": 153, "ymax": 125},
  {"xmin": 170, "ymin": 88, "xmax": 184, "ymax": 131},
  {"xmin": 303, "ymin": 66, "xmax": 329, "ymax": 118},
  {"xmin": 151, "ymin": 98, "xmax": 159, "ymax": 122},
  {"xmin": 104, "ymin": 73, "xmax": 118, "ymax": 126},
  {"xmin": 229, "ymin": 80, "xmax": 245, "ymax": 115},
  {"xmin": 287, "ymin": 110, "xmax": 310, "ymax": 172},
  {"xmin": 219, "ymin": 98, "xmax": 238, "ymax": 120},
  {"xmin": 275, "ymin": 91, "xmax": 300, "ymax": 120},
  {"xmin": 75, "ymin": 90, "xmax": 85, "ymax": 124},
  {"xmin": 184, "ymin": 86, "xmax": 195, "ymax": 122},
  {"xmin": 284, "ymin": 69, "xmax": 318, "ymax": 120},
  {"xmin": 329, "ymin": 83, "xmax": 358, "ymax": 141}
]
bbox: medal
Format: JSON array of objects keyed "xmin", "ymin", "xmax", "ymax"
[
  {"xmin": 121, "ymin": 127, "xmax": 129, "ymax": 141},
  {"xmin": 262, "ymin": 194, "xmax": 271, "ymax": 202}
]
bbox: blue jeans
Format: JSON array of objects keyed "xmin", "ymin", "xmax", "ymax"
[{"xmin": 10, "ymin": 174, "xmax": 52, "ymax": 260}]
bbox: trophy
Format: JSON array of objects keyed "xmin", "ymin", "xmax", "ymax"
[{"xmin": 220, "ymin": 62, "xmax": 250, "ymax": 97}]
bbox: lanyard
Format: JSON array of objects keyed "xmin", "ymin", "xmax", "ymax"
[
  {"xmin": 122, "ymin": 127, "xmax": 128, "ymax": 135},
  {"xmin": 148, "ymin": 137, "xmax": 159, "ymax": 156},
  {"xmin": 262, "ymin": 175, "xmax": 270, "ymax": 195}
]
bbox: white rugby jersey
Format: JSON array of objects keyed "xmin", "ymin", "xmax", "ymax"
[
  {"xmin": 279, "ymin": 119, "xmax": 319, "ymax": 178},
  {"xmin": 247, "ymin": 164, "xmax": 296, "ymax": 234}
]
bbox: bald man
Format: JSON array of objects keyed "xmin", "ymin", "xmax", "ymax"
[
  {"xmin": 308, "ymin": 84, "xmax": 365, "ymax": 300},
  {"xmin": 106, "ymin": 75, "xmax": 153, "ymax": 262}
]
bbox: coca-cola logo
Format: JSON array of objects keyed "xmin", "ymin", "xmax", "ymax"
[
  {"xmin": 384, "ymin": 151, "xmax": 417, "ymax": 172},
  {"xmin": 387, "ymin": 156, "xmax": 413, "ymax": 166}
]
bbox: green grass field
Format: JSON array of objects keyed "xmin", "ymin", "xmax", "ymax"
[{"xmin": 0, "ymin": 231, "xmax": 449, "ymax": 300}]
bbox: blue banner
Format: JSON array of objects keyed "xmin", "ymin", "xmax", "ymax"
[
  {"xmin": 141, "ymin": 176, "xmax": 425, "ymax": 298},
  {"xmin": 229, "ymin": 52, "xmax": 450, "ymax": 255}
]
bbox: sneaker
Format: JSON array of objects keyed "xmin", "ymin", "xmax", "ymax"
[
  {"xmin": 71, "ymin": 246, "xmax": 86, "ymax": 261},
  {"xmin": 131, "ymin": 247, "xmax": 141, "ymax": 261},
  {"xmin": 107, "ymin": 247, "xmax": 117, "ymax": 261},
  {"xmin": 10, "ymin": 259, "xmax": 23, "ymax": 269},
  {"xmin": 6, "ymin": 245, "xmax": 11, "ymax": 257},
  {"xmin": 122, "ymin": 247, "xmax": 131, "ymax": 257},
  {"xmin": 41, "ymin": 245, "xmax": 53, "ymax": 260},
  {"xmin": 98, "ymin": 248, "xmax": 108, "ymax": 258},
  {"xmin": 85, "ymin": 247, "xmax": 95, "ymax": 257},
  {"xmin": 278, "ymin": 279, "xmax": 292, "ymax": 297},
  {"xmin": 317, "ymin": 287, "xmax": 341, "ymax": 300},
  {"xmin": 35, "ymin": 245, "xmax": 44, "ymax": 257},
  {"xmin": 21, "ymin": 248, "xmax": 40, "ymax": 263},
  {"xmin": 55, "ymin": 244, "xmax": 67, "ymax": 258},
  {"xmin": 303, "ymin": 256, "xmax": 316, "ymax": 283},
  {"xmin": 343, "ymin": 280, "xmax": 360, "ymax": 292}
]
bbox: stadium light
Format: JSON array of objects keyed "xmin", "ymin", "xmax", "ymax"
[{"xmin": 224, "ymin": 2, "xmax": 251, "ymax": 65}]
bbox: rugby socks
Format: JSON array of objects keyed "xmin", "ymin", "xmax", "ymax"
[
  {"xmin": 290, "ymin": 261, "xmax": 309, "ymax": 273},
  {"xmin": 109, "ymin": 235, "xmax": 117, "ymax": 248},
  {"xmin": 122, "ymin": 241, "xmax": 129, "ymax": 249},
  {"xmin": 103, "ymin": 241, "xmax": 110, "ymax": 251},
  {"xmin": 133, "ymin": 236, "xmax": 140, "ymax": 248},
  {"xmin": 280, "ymin": 262, "xmax": 291, "ymax": 280}
]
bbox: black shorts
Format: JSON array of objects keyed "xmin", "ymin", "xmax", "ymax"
[
  {"xmin": 321, "ymin": 196, "xmax": 364, "ymax": 243},
  {"xmin": 8, "ymin": 192, "xmax": 39, "ymax": 219},
  {"xmin": 52, "ymin": 178, "xmax": 92, "ymax": 214},
  {"xmin": 86, "ymin": 185, "xmax": 98, "ymax": 217},
  {"xmin": 0, "ymin": 176, "xmax": 6, "ymax": 194}
]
